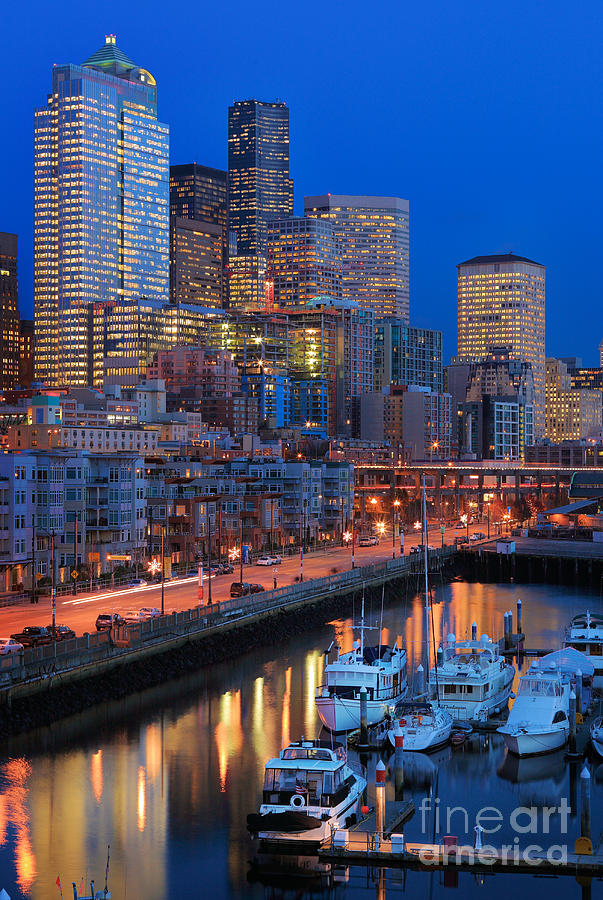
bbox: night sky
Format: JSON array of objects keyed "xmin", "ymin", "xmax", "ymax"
[{"xmin": 2, "ymin": 0, "xmax": 602, "ymax": 364}]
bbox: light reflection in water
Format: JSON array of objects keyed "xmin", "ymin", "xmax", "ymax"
[
  {"xmin": 281, "ymin": 666, "xmax": 291, "ymax": 748},
  {"xmin": 0, "ymin": 758, "xmax": 37, "ymax": 893},
  {"xmin": 91, "ymin": 749, "xmax": 103, "ymax": 804},
  {"xmin": 137, "ymin": 765, "xmax": 146, "ymax": 832}
]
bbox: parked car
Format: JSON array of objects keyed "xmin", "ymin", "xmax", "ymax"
[
  {"xmin": 219, "ymin": 563, "xmax": 234, "ymax": 575},
  {"xmin": 123, "ymin": 610, "xmax": 145, "ymax": 625},
  {"xmin": 95, "ymin": 613, "xmax": 125, "ymax": 631},
  {"xmin": 359, "ymin": 536, "xmax": 378, "ymax": 547},
  {"xmin": 256, "ymin": 556, "xmax": 274, "ymax": 566},
  {"xmin": 455, "ymin": 522, "xmax": 465, "ymax": 530},
  {"xmin": 409, "ymin": 545, "xmax": 422, "ymax": 554},
  {"xmin": 9, "ymin": 626, "xmax": 53, "ymax": 647},
  {"xmin": 269, "ymin": 555, "xmax": 282, "ymax": 565},
  {"xmin": 139, "ymin": 607, "xmax": 161, "ymax": 619},
  {"xmin": 230, "ymin": 582, "xmax": 252, "ymax": 598},
  {"xmin": 46, "ymin": 624, "xmax": 76, "ymax": 641},
  {"xmin": 249, "ymin": 583, "xmax": 265, "ymax": 594},
  {"xmin": 0, "ymin": 638, "xmax": 24, "ymax": 655},
  {"xmin": 127, "ymin": 578, "xmax": 148, "ymax": 588}
]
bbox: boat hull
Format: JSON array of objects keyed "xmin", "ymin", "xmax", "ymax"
[
  {"xmin": 498, "ymin": 725, "xmax": 569, "ymax": 757},
  {"xmin": 433, "ymin": 668, "xmax": 514, "ymax": 722},
  {"xmin": 316, "ymin": 688, "xmax": 407, "ymax": 732},
  {"xmin": 386, "ymin": 722, "xmax": 452, "ymax": 752},
  {"xmin": 248, "ymin": 793, "xmax": 363, "ymax": 847}
]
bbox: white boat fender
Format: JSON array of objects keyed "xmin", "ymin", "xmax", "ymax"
[{"xmin": 290, "ymin": 794, "xmax": 306, "ymax": 808}]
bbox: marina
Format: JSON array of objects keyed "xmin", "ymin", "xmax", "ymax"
[{"xmin": 1, "ymin": 579, "xmax": 603, "ymax": 899}]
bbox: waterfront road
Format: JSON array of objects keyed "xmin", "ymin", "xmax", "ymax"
[{"xmin": 0, "ymin": 523, "xmax": 484, "ymax": 638}]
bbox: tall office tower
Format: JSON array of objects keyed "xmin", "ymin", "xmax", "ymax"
[
  {"xmin": 169, "ymin": 163, "xmax": 228, "ymax": 304},
  {"xmin": 374, "ymin": 318, "xmax": 443, "ymax": 392},
  {"xmin": 227, "ymin": 255, "xmax": 268, "ymax": 311},
  {"xmin": 170, "ymin": 218, "xmax": 223, "ymax": 307},
  {"xmin": 304, "ymin": 195, "xmax": 410, "ymax": 321},
  {"xmin": 228, "ymin": 100, "xmax": 293, "ymax": 256},
  {"xmin": 34, "ymin": 35, "xmax": 170, "ymax": 387},
  {"xmin": 19, "ymin": 320, "xmax": 34, "ymax": 388},
  {"xmin": 457, "ymin": 253, "xmax": 546, "ymax": 435},
  {"xmin": 545, "ymin": 358, "xmax": 602, "ymax": 442},
  {"xmin": 0, "ymin": 233, "xmax": 20, "ymax": 389},
  {"xmin": 267, "ymin": 217, "xmax": 341, "ymax": 307}
]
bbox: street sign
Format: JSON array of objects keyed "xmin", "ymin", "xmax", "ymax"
[
  {"xmin": 440, "ymin": 526, "xmax": 445, "ymax": 534},
  {"xmin": 71, "ymin": 569, "xmax": 78, "ymax": 580}
]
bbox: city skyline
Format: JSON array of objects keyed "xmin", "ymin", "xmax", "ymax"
[{"xmin": 1, "ymin": 3, "xmax": 602, "ymax": 365}]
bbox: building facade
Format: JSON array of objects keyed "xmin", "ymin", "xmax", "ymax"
[
  {"xmin": 457, "ymin": 253, "xmax": 546, "ymax": 435},
  {"xmin": 545, "ymin": 358, "xmax": 602, "ymax": 442},
  {"xmin": 267, "ymin": 217, "xmax": 342, "ymax": 307},
  {"xmin": 374, "ymin": 318, "xmax": 443, "ymax": 393},
  {"xmin": 34, "ymin": 35, "xmax": 169, "ymax": 387},
  {"xmin": 228, "ymin": 99, "xmax": 293, "ymax": 257},
  {"xmin": 0, "ymin": 233, "xmax": 21, "ymax": 389},
  {"xmin": 170, "ymin": 218, "xmax": 223, "ymax": 308},
  {"xmin": 304, "ymin": 195, "xmax": 410, "ymax": 321}
]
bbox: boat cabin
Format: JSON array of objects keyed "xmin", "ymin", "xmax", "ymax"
[{"xmin": 262, "ymin": 740, "xmax": 351, "ymax": 808}]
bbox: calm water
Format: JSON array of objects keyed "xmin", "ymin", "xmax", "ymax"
[{"xmin": 1, "ymin": 581, "xmax": 602, "ymax": 900}]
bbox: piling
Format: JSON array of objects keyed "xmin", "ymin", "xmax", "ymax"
[
  {"xmin": 576, "ymin": 670, "xmax": 583, "ymax": 716},
  {"xmin": 375, "ymin": 759, "xmax": 386, "ymax": 849},
  {"xmin": 394, "ymin": 724, "xmax": 404, "ymax": 799},
  {"xmin": 569, "ymin": 690, "xmax": 577, "ymax": 755},
  {"xmin": 503, "ymin": 612, "xmax": 510, "ymax": 650},
  {"xmin": 580, "ymin": 764, "xmax": 591, "ymax": 843},
  {"xmin": 471, "ymin": 622, "xmax": 477, "ymax": 642},
  {"xmin": 416, "ymin": 664, "xmax": 424, "ymax": 697},
  {"xmin": 516, "ymin": 598, "xmax": 523, "ymax": 634},
  {"xmin": 507, "ymin": 609, "xmax": 513, "ymax": 641},
  {"xmin": 360, "ymin": 686, "xmax": 368, "ymax": 747}
]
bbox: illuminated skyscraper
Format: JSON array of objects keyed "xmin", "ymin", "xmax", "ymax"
[
  {"xmin": 0, "ymin": 233, "xmax": 20, "ymax": 389},
  {"xmin": 34, "ymin": 35, "xmax": 169, "ymax": 387},
  {"xmin": 457, "ymin": 253, "xmax": 546, "ymax": 435},
  {"xmin": 170, "ymin": 218, "xmax": 223, "ymax": 308},
  {"xmin": 228, "ymin": 100, "xmax": 293, "ymax": 256},
  {"xmin": 267, "ymin": 217, "xmax": 341, "ymax": 307},
  {"xmin": 169, "ymin": 163, "xmax": 228, "ymax": 305},
  {"xmin": 304, "ymin": 195, "xmax": 410, "ymax": 321}
]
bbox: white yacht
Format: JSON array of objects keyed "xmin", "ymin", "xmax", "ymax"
[
  {"xmin": 247, "ymin": 739, "xmax": 366, "ymax": 848},
  {"xmin": 563, "ymin": 611, "xmax": 603, "ymax": 686},
  {"xmin": 386, "ymin": 700, "xmax": 453, "ymax": 752},
  {"xmin": 497, "ymin": 661, "xmax": 571, "ymax": 757},
  {"xmin": 315, "ymin": 602, "xmax": 408, "ymax": 732},
  {"xmin": 590, "ymin": 717, "xmax": 603, "ymax": 757},
  {"xmin": 429, "ymin": 633, "xmax": 515, "ymax": 722}
]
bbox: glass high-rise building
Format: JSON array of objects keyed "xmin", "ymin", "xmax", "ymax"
[
  {"xmin": 0, "ymin": 233, "xmax": 21, "ymax": 389},
  {"xmin": 267, "ymin": 217, "xmax": 342, "ymax": 307},
  {"xmin": 34, "ymin": 35, "xmax": 170, "ymax": 387},
  {"xmin": 374, "ymin": 318, "xmax": 443, "ymax": 393},
  {"xmin": 170, "ymin": 218, "xmax": 223, "ymax": 308},
  {"xmin": 169, "ymin": 163, "xmax": 228, "ymax": 305},
  {"xmin": 304, "ymin": 195, "xmax": 410, "ymax": 321},
  {"xmin": 228, "ymin": 100, "xmax": 293, "ymax": 257},
  {"xmin": 457, "ymin": 253, "xmax": 546, "ymax": 436}
]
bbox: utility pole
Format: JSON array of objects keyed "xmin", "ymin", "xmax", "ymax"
[
  {"xmin": 299, "ymin": 499, "xmax": 304, "ymax": 582},
  {"xmin": 218, "ymin": 502, "xmax": 222, "ymax": 567},
  {"xmin": 160, "ymin": 525, "xmax": 165, "ymax": 616},
  {"xmin": 207, "ymin": 503, "xmax": 212, "ymax": 605},
  {"xmin": 31, "ymin": 516, "xmax": 36, "ymax": 606},
  {"xmin": 73, "ymin": 513, "xmax": 78, "ymax": 595},
  {"xmin": 239, "ymin": 515, "xmax": 244, "ymax": 583},
  {"xmin": 51, "ymin": 531, "xmax": 56, "ymax": 631},
  {"xmin": 270, "ymin": 497, "xmax": 274, "ymax": 556}
]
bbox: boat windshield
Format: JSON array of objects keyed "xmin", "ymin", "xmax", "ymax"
[
  {"xmin": 263, "ymin": 768, "xmax": 340, "ymax": 796},
  {"xmin": 281, "ymin": 747, "xmax": 333, "ymax": 760},
  {"xmin": 519, "ymin": 678, "xmax": 560, "ymax": 697}
]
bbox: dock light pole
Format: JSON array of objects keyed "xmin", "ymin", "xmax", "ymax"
[
  {"xmin": 31, "ymin": 515, "xmax": 36, "ymax": 606},
  {"xmin": 206, "ymin": 504, "xmax": 212, "ymax": 606},
  {"xmin": 239, "ymin": 516, "xmax": 243, "ymax": 583},
  {"xmin": 299, "ymin": 500, "xmax": 304, "ymax": 582},
  {"xmin": 160, "ymin": 525, "xmax": 165, "ymax": 616},
  {"xmin": 72, "ymin": 513, "xmax": 78, "ymax": 595}
]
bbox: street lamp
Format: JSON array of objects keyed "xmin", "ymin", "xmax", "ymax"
[
  {"xmin": 392, "ymin": 498, "xmax": 401, "ymax": 558},
  {"xmin": 430, "ymin": 440, "xmax": 439, "ymax": 463},
  {"xmin": 461, "ymin": 513, "xmax": 469, "ymax": 543}
]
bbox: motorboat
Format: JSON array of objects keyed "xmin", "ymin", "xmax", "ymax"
[
  {"xmin": 497, "ymin": 655, "xmax": 574, "ymax": 757},
  {"xmin": 386, "ymin": 701, "xmax": 452, "ymax": 752},
  {"xmin": 563, "ymin": 611, "xmax": 603, "ymax": 686},
  {"xmin": 315, "ymin": 600, "xmax": 407, "ymax": 732},
  {"xmin": 591, "ymin": 717, "xmax": 603, "ymax": 757},
  {"xmin": 429, "ymin": 633, "xmax": 515, "ymax": 722},
  {"xmin": 247, "ymin": 739, "xmax": 366, "ymax": 848}
]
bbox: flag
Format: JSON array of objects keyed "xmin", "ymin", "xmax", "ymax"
[
  {"xmin": 56, "ymin": 875, "xmax": 61, "ymax": 889},
  {"xmin": 295, "ymin": 777, "xmax": 307, "ymax": 795}
]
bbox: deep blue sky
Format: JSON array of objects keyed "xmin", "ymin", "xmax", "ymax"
[{"xmin": 2, "ymin": 0, "xmax": 601, "ymax": 365}]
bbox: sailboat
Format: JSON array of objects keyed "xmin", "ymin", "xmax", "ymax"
[
  {"xmin": 315, "ymin": 593, "xmax": 408, "ymax": 732},
  {"xmin": 387, "ymin": 475, "xmax": 453, "ymax": 752}
]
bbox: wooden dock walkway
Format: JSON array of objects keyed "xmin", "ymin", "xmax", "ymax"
[{"xmin": 319, "ymin": 837, "xmax": 603, "ymax": 876}]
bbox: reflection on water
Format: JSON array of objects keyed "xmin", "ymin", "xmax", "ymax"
[{"xmin": 0, "ymin": 581, "xmax": 601, "ymax": 899}]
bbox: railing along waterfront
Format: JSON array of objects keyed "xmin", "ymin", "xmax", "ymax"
[{"xmin": 0, "ymin": 547, "xmax": 455, "ymax": 691}]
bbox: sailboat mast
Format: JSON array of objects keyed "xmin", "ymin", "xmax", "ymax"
[
  {"xmin": 422, "ymin": 474, "xmax": 430, "ymax": 683},
  {"xmin": 360, "ymin": 592, "xmax": 365, "ymax": 656}
]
